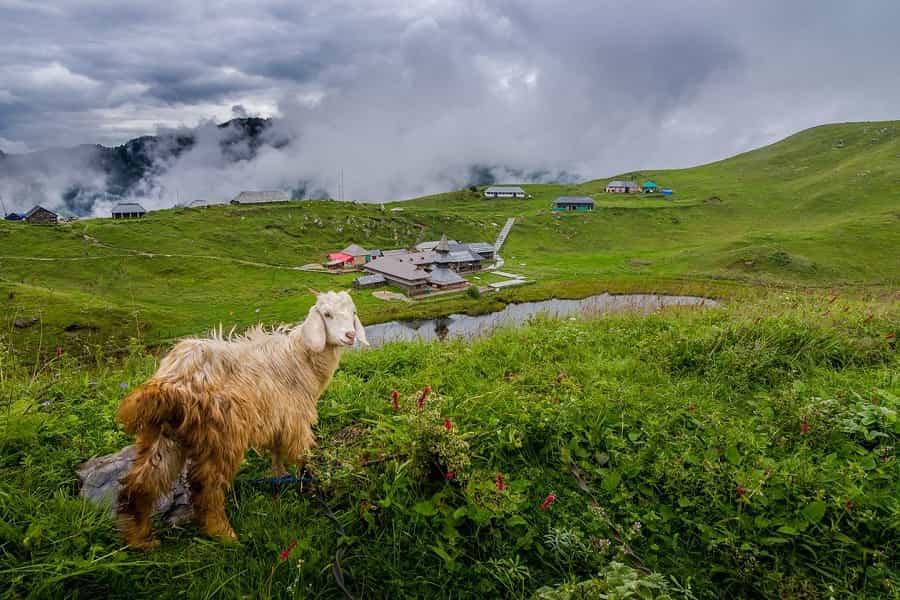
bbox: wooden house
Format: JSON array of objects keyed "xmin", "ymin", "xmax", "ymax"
[
  {"xmin": 353, "ymin": 274, "xmax": 387, "ymax": 289},
  {"xmin": 362, "ymin": 257, "xmax": 431, "ymax": 295},
  {"xmin": 552, "ymin": 197, "xmax": 594, "ymax": 211},
  {"xmin": 325, "ymin": 252, "xmax": 355, "ymax": 270},
  {"xmin": 483, "ymin": 186, "xmax": 527, "ymax": 199},
  {"xmin": 605, "ymin": 180, "xmax": 640, "ymax": 194},
  {"xmin": 111, "ymin": 202, "xmax": 147, "ymax": 219},
  {"xmin": 341, "ymin": 244, "xmax": 381, "ymax": 266},
  {"xmin": 230, "ymin": 191, "xmax": 290, "ymax": 205},
  {"xmin": 24, "ymin": 206, "xmax": 58, "ymax": 225}
]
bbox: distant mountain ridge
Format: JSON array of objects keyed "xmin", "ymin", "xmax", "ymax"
[
  {"xmin": 0, "ymin": 117, "xmax": 281, "ymax": 214},
  {"xmin": 0, "ymin": 117, "xmax": 579, "ymax": 215}
]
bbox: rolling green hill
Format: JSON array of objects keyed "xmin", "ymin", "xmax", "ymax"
[
  {"xmin": 2, "ymin": 120, "xmax": 899, "ymax": 354},
  {"xmin": 1, "ymin": 121, "xmax": 899, "ymax": 598}
]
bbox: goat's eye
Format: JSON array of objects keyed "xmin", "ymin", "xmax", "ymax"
[{"xmin": 324, "ymin": 311, "xmax": 333, "ymax": 319}]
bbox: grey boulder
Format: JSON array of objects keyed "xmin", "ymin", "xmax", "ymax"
[{"xmin": 77, "ymin": 445, "xmax": 194, "ymax": 526}]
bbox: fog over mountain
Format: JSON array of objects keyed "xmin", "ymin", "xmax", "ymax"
[{"xmin": 2, "ymin": 1, "xmax": 899, "ymax": 216}]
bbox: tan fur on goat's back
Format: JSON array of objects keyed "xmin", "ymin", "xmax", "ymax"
[{"xmin": 152, "ymin": 325, "xmax": 339, "ymax": 451}]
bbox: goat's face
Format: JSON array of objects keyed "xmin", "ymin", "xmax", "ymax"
[{"xmin": 301, "ymin": 290, "xmax": 369, "ymax": 351}]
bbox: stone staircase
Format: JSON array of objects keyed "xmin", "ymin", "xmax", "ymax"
[{"xmin": 494, "ymin": 217, "xmax": 516, "ymax": 251}]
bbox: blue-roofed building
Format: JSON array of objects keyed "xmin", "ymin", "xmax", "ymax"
[{"xmin": 552, "ymin": 196, "xmax": 594, "ymax": 212}]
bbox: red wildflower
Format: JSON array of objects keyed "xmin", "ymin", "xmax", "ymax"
[
  {"xmin": 417, "ymin": 386, "xmax": 431, "ymax": 410},
  {"xmin": 445, "ymin": 470, "xmax": 455, "ymax": 480},
  {"xmin": 845, "ymin": 500, "xmax": 855, "ymax": 512},
  {"xmin": 390, "ymin": 389, "xmax": 400, "ymax": 412},
  {"xmin": 495, "ymin": 473, "xmax": 506, "ymax": 491},
  {"xmin": 887, "ymin": 332, "xmax": 897, "ymax": 341},
  {"xmin": 443, "ymin": 417, "xmax": 453, "ymax": 432},
  {"xmin": 800, "ymin": 419, "xmax": 811, "ymax": 435},
  {"xmin": 687, "ymin": 404, "xmax": 697, "ymax": 412},
  {"xmin": 540, "ymin": 493, "xmax": 557, "ymax": 511},
  {"xmin": 279, "ymin": 538, "xmax": 298, "ymax": 561},
  {"xmin": 737, "ymin": 485, "xmax": 746, "ymax": 498},
  {"xmin": 863, "ymin": 313, "xmax": 874, "ymax": 324},
  {"xmin": 55, "ymin": 346, "xmax": 62, "ymax": 358}
]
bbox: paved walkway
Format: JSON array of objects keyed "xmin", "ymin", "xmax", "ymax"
[{"xmin": 493, "ymin": 270, "xmax": 525, "ymax": 280}]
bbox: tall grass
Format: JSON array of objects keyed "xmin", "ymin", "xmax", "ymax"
[{"xmin": 1, "ymin": 296, "xmax": 898, "ymax": 598}]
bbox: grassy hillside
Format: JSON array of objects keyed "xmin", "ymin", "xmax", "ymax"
[
  {"xmin": 2, "ymin": 120, "xmax": 899, "ymax": 355},
  {"xmin": 1, "ymin": 297, "xmax": 898, "ymax": 598},
  {"xmin": 1, "ymin": 122, "xmax": 899, "ymax": 598}
]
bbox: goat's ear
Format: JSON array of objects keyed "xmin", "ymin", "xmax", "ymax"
[
  {"xmin": 354, "ymin": 314, "xmax": 370, "ymax": 347},
  {"xmin": 301, "ymin": 308, "xmax": 327, "ymax": 352},
  {"xmin": 308, "ymin": 288, "xmax": 321, "ymax": 297}
]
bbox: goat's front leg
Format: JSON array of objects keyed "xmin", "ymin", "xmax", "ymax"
[
  {"xmin": 274, "ymin": 430, "xmax": 315, "ymax": 476},
  {"xmin": 270, "ymin": 453, "xmax": 288, "ymax": 477}
]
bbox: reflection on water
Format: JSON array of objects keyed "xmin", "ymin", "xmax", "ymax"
[{"xmin": 363, "ymin": 293, "xmax": 716, "ymax": 347}]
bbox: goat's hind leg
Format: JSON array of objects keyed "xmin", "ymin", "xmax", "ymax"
[
  {"xmin": 187, "ymin": 450, "xmax": 242, "ymax": 542},
  {"xmin": 118, "ymin": 434, "xmax": 185, "ymax": 550}
]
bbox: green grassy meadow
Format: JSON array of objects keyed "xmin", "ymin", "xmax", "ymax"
[
  {"xmin": 1, "ymin": 120, "xmax": 899, "ymax": 598},
  {"xmin": 3, "ymin": 120, "xmax": 899, "ymax": 355}
]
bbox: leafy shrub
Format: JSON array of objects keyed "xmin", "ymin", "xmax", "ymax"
[{"xmin": 532, "ymin": 561, "xmax": 689, "ymax": 600}]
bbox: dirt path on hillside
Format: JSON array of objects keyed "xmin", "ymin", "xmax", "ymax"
[
  {"xmin": 0, "ymin": 251, "xmax": 309, "ymax": 271},
  {"xmin": 2, "ymin": 230, "xmax": 314, "ymax": 271}
]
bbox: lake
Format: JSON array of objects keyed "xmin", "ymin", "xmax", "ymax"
[{"xmin": 364, "ymin": 293, "xmax": 716, "ymax": 346}]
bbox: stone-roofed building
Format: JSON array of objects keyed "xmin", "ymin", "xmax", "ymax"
[
  {"xmin": 552, "ymin": 197, "xmax": 594, "ymax": 211},
  {"xmin": 230, "ymin": 191, "xmax": 291, "ymax": 205},
  {"xmin": 483, "ymin": 186, "xmax": 527, "ymax": 199},
  {"xmin": 24, "ymin": 205, "xmax": 58, "ymax": 225},
  {"xmin": 605, "ymin": 180, "xmax": 640, "ymax": 194},
  {"xmin": 111, "ymin": 202, "xmax": 147, "ymax": 219}
]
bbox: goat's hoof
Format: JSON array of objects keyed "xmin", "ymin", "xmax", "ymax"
[
  {"xmin": 129, "ymin": 537, "xmax": 160, "ymax": 551},
  {"xmin": 208, "ymin": 526, "xmax": 239, "ymax": 544}
]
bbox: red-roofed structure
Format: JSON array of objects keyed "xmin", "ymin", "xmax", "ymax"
[{"xmin": 325, "ymin": 252, "xmax": 355, "ymax": 269}]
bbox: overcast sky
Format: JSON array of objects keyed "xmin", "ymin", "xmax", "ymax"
[{"xmin": 1, "ymin": 0, "xmax": 899, "ymax": 208}]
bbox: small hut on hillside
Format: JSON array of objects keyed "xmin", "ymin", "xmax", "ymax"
[
  {"xmin": 24, "ymin": 206, "xmax": 58, "ymax": 225},
  {"xmin": 230, "ymin": 191, "xmax": 291, "ymax": 205},
  {"xmin": 483, "ymin": 186, "xmax": 527, "ymax": 199},
  {"xmin": 605, "ymin": 181, "xmax": 640, "ymax": 194},
  {"xmin": 111, "ymin": 202, "xmax": 147, "ymax": 219},
  {"xmin": 552, "ymin": 197, "xmax": 595, "ymax": 211}
]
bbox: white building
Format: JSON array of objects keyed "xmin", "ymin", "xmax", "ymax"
[{"xmin": 483, "ymin": 186, "xmax": 527, "ymax": 199}]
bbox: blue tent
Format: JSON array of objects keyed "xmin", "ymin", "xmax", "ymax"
[
  {"xmin": 661, "ymin": 188, "xmax": 673, "ymax": 196},
  {"xmin": 4, "ymin": 213, "xmax": 24, "ymax": 221}
]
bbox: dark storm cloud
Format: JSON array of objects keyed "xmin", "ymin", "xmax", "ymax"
[{"xmin": 1, "ymin": 0, "xmax": 899, "ymax": 214}]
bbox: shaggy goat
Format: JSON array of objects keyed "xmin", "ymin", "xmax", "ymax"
[{"xmin": 116, "ymin": 290, "xmax": 367, "ymax": 549}]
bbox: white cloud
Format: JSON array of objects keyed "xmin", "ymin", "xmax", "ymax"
[
  {"xmin": 0, "ymin": 136, "xmax": 31, "ymax": 153},
  {"xmin": 1, "ymin": 0, "xmax": 900, "ymax": 213},
  {"xmin": 28, "ymin": 61, "xmax": 99, "ymax": 90}
]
